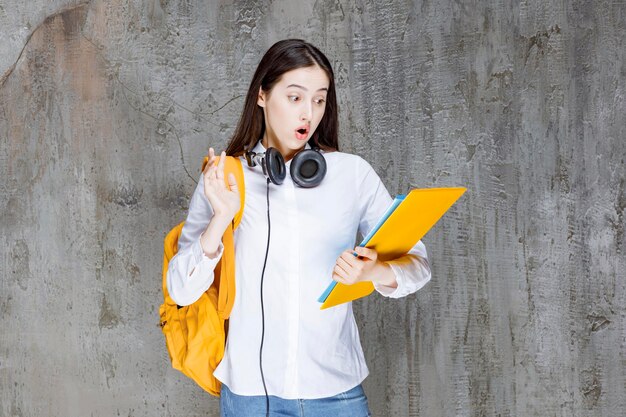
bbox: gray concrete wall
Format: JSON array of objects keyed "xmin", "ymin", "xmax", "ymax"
[{"xmin": 1, "ymin": 0, "xmax": 624, "ymax": 416}]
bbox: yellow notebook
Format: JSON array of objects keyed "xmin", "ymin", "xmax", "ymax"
[{"xmin": 318, "ymin": 187, "xmax": 467, "ymax": 309}]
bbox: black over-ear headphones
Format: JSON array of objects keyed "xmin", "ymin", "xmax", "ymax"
[{"xmin": 244, "ymin": 140, "xmax": 327, "ymax": 187}]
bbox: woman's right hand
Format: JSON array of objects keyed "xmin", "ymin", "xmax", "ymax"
[{"xmin": 203, "ymin": 147, "xmax": 241, "ymax": 221}]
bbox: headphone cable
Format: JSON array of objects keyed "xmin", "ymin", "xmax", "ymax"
[{"xmin": 259, "ymin": 177, "xmax": 271, "ymax": 417}]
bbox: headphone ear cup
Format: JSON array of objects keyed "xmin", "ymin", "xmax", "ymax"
[
  {"xmin": 290, "ymin": 149, "xmax": 326, "ymax": 188},
  {"xmin": 265, "ymin": 147, "xmax": 287, "ymax": 185}
]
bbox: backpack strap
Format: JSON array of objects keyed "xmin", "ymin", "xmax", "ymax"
[{"xmin": 201, "ymin": 155, "xmax": 244, "ymax": 319}]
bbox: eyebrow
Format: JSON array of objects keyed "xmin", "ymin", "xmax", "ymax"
[{"xmin": 286, "ymin": 84, "xmax": 328, "ymax": 92}]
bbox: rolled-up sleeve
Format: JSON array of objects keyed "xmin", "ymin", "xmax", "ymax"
[
  {"xmin": 166, "ymin": 173, "xmax": 224, "ymax": 306},
  {"xmin": 356, "ymin": 157, "xmax": 432, "ymax": 299}
]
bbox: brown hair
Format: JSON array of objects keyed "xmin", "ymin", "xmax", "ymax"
[{"xmin": 224, "ymin": 39, "xmax": 340, "ymax": 157}]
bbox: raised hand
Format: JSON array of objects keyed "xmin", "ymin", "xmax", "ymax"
[{"xmin": 203, "ymin": 147, "xmax": 241, "ymax": 221}]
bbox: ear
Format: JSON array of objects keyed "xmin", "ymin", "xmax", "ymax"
[{"xmin": 257, "ymin": 87, "xmax": 266, "ymax": 108}]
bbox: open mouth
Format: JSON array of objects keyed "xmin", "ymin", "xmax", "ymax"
[{"xmin": 295, "ymin": 126, "xmax": 309, "ymax": 140}]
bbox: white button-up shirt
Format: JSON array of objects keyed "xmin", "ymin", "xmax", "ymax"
[{"xmin": 166, "ymin": 139, "xmax": 431, "ymax": 399}]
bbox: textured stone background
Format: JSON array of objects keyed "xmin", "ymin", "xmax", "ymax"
[{"xmin": 1, "ymin": 1, "xmax": 624, "ymax": 416}]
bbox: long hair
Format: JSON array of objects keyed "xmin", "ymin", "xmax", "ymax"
[{"xmin": 224, "ymin": 39, "xmax": 340, "ymax": 157}]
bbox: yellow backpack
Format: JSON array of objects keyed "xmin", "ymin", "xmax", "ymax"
[{"xmin": 159, "ymin": 155, "xmax": 245, "ymax": 397}]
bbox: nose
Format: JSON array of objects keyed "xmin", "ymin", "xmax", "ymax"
[{"xmin": 300, "ymin": 103, "xmax": 312, "ymax": 122}]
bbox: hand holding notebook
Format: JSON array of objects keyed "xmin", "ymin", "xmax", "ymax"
[{"xmin": 318, "ymin": 187, "xmax": 467, "ymax": 309}]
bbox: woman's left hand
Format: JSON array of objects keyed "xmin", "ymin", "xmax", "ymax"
[{"xmin": 332, "ymin": 246, "xmax": 389, "ymax": 285}]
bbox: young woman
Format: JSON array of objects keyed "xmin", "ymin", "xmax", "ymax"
[{"xmin": 166, "ymin": 39, "xmax": 431, "ymax": 417}]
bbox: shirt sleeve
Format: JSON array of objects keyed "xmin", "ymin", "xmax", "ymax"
[
  {"xmin": 356, "ymin": 157, "xmax": 432, "ymax": 299},
  {"xmin": 166, "ymin": 172, "xmax": 225, "ymax": 306}
]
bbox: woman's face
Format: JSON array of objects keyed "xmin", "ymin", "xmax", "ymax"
[{"xmin": 257, "ymin": 65, "xmax": 329, "ymax": 162}]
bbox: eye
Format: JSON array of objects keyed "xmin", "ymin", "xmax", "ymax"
[
  {"xmin": 315, "ymin": 98, "xmax": 326, "ymax": 105},
  {"xmin": 288, "ymin": 95, "xmax": 300, "ymax": 102}
]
